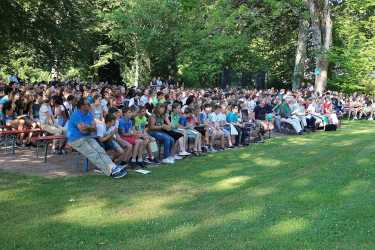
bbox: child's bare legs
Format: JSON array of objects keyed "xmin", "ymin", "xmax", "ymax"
[
  {"xmin": 178, "ymin": 137, "xmax": 186, "ymax": 153},
  {"xmin": 137, "ymin": 140, "xmax": 146, "ymax": 162},
  {"xmin": 117, "ymin": 138, "xmax": 133, "ymax": 162},
  {"xmin": 131, "ymin": 140, "xmax": 142, "ymax": 161}
]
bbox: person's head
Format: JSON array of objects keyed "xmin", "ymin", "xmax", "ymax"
[
  {"xmin": 122, "ymin": 107, "xmax": 132, "ymax": 118},
  {"xmin": 108, "ymin": 107, "xmax": 122, "ymax": 119},
  {"xmin": 104, "ymin": 113, "xmax": 116, "ymax": 127},
  {"xmin": 214, "ymin": 104, "xmax": 221, "ymax": 114},
  {"xmin": 93, "ymin": 95, "xmax": 101, "ymax": 105},
  {"xmin": 52, "ymin": 95, "xmax": 63, "ymax": 106},
  {"xmin": 137, "ymin": 106, "xmax": 147, "ymax": 117},
  {"xmin": 154, "ymin": 104, "xmax": 166, "ymax": 116},
  {"xmin": 184, "ymin": 107, "xmax": 193, "ymax": 115},
  {"xmin": 77, "ymin": 97, "xmax": 90, "ymax": 114},
  {"xmin": 203, "ymin": 103, "xmax": 211, "ymax": 113},
  {"xmin": 172, "ymin": 102, "xmax": 181, "ymax": 113},
  {"xmin": 67, "ymin": 95, "xmax": 75, "ymax": 104},
  {"xmin": 260, "ymin": 99, "xmax": 266, "ymax": 107},
  {"xmin": 157, "ymin": 91, "xmax": 164, "ymax": 100}
]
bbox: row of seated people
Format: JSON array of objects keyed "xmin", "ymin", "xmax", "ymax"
[{"xmin": 0, "ymin": 84, "xmax": 347, "ymax": 178}]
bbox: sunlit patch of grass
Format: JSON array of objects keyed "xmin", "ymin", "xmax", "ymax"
[
  {"xmin": 340, "ymin": 180, "xmax": 371, "ymax": 196},
  {"xmin": 266, "ymin": 218, "xmax": 309, "ymax": 236},
  {"xmin": 213, "ymin": 176, "xmax": 252, "ymax": 190},
  {"xmin": 2, "ymin": 121, "xmax": 375, "ymax": 249}
]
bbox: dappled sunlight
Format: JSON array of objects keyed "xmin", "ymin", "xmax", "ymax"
[
  {"xmin": 118, "ymin": 194, "xmax": 178, "ymax": 221},
  {"xmin": 192, "ymin": 206, "xmax": 264, "ymax": 233},
  {"xmin": 252, "ymin": 157, "xmax": 282, "ymax": 168},
  {"xmin": 52, "ymin": 191, "xmax": 184, "ymax": 226},
  {"xmin": 356, "ymin": 158, "xmax": 372, "ymax": 165},
  {"xmin": 340, "ymin": 180, "xmax": 371, "ymax": 196},
  {"xmin": 213, "ymin": 176, "xmax": 252, "ymax": 191},
  {"xmin": 53, "ymin": 199, "xmax": 109, "ymax": 226},
  {"xmin": 348, "ymin": 129, "xmax": 375, "ymax": 135},
  {"xmin": 284, "ymin": 138, "xmax": 318, "ymax": 146},
  {"xmin": 200, "ymin": 167, "xmax": 243, "ymax": 178},
  {"xmin": 298, "ymin": 191, "xmax": 322, "ymax": 202},
  {"xmin": 239, "ymin": 153, "xmax": 251, "ymax": 159},
  {"xmin": 292, "ymin": 177, "xmax": 311, "ymax": 187},
  {"xmin": 265, "ymin": 218, "xmax": 309, "ymax": 237},
  {"xmin": 166, "ymin": 223, "xmax": 200, "ymax": 240},
  {"xmin": 247, "ymin": 186, "xmax": 276, "ymax": 197}
]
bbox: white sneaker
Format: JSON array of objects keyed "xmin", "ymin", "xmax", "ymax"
[
  {"xmin": 174, "ymin": 155, "xmax": 183, "ymax": 160},
  {"xmin": 179, "ymin": 151, "xmax": 191, "ymax": 156},
  {"xmin": 368, "ymin": 117, "xmax": 373, "ymax": 121},
  {"xmin": 162, "ymin": 158, "xmax": 175, "ymax": 164}
]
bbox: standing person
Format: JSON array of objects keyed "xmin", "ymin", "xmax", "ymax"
[{"xmin": 67, "ymin": 98, "xmax": 127, "ymax": 178}]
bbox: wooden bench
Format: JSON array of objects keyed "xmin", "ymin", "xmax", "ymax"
[
  {"xmin": 32, "ymin": 135, "xmax": 66, "ymax": 163},
  {"xmin": 0, "ymin": 129, "xmax": 42, "ymax": 154}
]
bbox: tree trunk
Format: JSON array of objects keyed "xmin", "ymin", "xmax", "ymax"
[
  {"xmin": 134, "ymin": 51, "xmax": 139, "ymax": 87},
  {"xmin": 292, "ymin": 18, "xmax": 309, "ymax": 90},
  {"xmin": 308, "ymin": 0, "xmax": 332, "ymax": 95},
  {"xmin": 317, "ymin": 0, "xmax": 333, "ymax": 94}
]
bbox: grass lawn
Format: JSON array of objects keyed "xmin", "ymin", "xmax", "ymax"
[{"xmin": 1, "ymin": 121, "xmax": 375, "ymax": 250}]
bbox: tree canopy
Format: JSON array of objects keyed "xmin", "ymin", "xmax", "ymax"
[{"xmin": 0, "ymin": 0, "xmax": 374, "ymax": 93}]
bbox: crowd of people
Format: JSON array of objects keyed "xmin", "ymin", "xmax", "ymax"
[{"xmin": 1, "ymin": 78, "xmax": 374, "ymax": 179}]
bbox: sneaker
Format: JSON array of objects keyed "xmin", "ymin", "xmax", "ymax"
[
  {"xmin": 178, "ymin": 151, "xmax": 191, "ymax": 156},
  {"xmin": 162, "ymin": 158, "xmax": 175, "ymax": 164},
  {"xmin": 151, "ymin": 158, "xmax": 161, "ymax": 165},
  {"xmin": 136, "ymin": 161, "xmax": 147, "ymax": 168},
  {"xmin": 146, "ymin": 158, "xmax": 161, "ymax": 165},
  {"xmin": 209, "ymin": 147, "xmax": 217, "ymax": 153},
  {"xmin": 111, "ymin": 165, "xmax": 125, "ymax": 176},
  {"xmin": 368, "ymin": 117, "xmax": 374, "ymax": 121},
  {"xmin": 144, "ymin": 158, "xmax": 153, "ymax": 164},
  {"xmin": 111, "ymin": 168, "xmax": 128, "ymax": 179},
  {"xmin": 174, "ymin": 155, "xmax": 183, "ymax": 160}
]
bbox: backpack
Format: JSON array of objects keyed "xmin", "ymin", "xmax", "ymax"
[{"xmin": 325, "ymin": 124, "xmax": 337, "ymax": 131}]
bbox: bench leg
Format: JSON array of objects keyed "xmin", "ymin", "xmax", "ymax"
[
  {"xmin": 84, "ymin": 158, "xmax": 89, "ymax": 173},
  {"xmin": 11, "ymin": 136, "xmax": 16, "ymax": 155},
  {"xmin": 44, "ymin": 142, "xmax": 49, "ymax": 163}
]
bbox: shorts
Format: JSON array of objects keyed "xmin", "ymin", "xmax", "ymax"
[
  {"xmin": 121, "ymin": 135, "xmax": 137, "ymax": 145},
  {"xmin": 187, "ymin": 129, "xmax": 200, "ymax": 139},
  {"xmin": 99, "ymin": 140, "xmax": 122, "ymax": 152},
  {"xmin": 164, "ymin": 130, "xmax": 183, "ymax": 141},
  {"xmin": 194, "ymin": 126, "xmax": 206, "ymax": 136}
]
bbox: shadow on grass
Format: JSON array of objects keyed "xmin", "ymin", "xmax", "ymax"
[{"xmin": 1, "ymin": 122, "xmax": 375, "ymax": 249}]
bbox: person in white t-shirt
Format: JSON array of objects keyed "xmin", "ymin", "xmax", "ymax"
[{"xmin": 96, "ymin": 113, "xmax": 125, "ymax": 162}]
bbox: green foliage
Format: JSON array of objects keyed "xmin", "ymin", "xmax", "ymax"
[
  {"xmin": 0, "ymin": 0, "xmax": 373, "ymax": 92},
  {"xmin": 330, "ymin": 0, "xmax": 375, "ymax": 94}
]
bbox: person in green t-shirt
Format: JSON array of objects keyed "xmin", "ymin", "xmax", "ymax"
[
  {"xmin": 133, "ymin": 106, "xmax": 160, "ymax": 164},
  {"xmin": 134, "ymin": 107, "xmax": 148, "ymax": 133}
]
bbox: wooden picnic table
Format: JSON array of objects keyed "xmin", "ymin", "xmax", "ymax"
[
  {"xmin": 32, "ymin": 135, "xmax": 66, "ymax": 163},
  {"xmin": 0, "ymin": 129, "xmax": 43, "ymax": 154}
]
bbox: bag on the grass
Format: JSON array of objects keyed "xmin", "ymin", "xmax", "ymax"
[
  {"xmin": 150, "ymin": 141, "xmax": 159, "ymax": 153},
  {"xmin": 229, "ymin": 124, "xmax": 238, "ymax": 135},
  {"xmin": 325, "ymin": 124, "xmax": 337, "ymax": 131}
]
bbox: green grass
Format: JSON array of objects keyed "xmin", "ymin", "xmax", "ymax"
[{"xmin": 1, "ymin": 121, "xmax": 375, "ymax": 250}]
